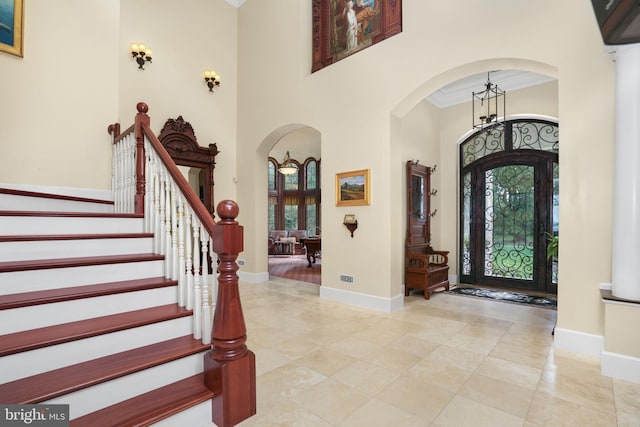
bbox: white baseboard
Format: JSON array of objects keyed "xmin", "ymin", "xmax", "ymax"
[
  {"xmin": 601, "ymin": 351, "xmax": 640, "ymax": 384},
  {"xmin": 238, "ymin": 270, "xmax": 269, "ymax": 283},
  {"xmin": 319, "ymin": 286, "xmax": 404, "ymax": 313},
  {"xmin": 448, "ymin": 274, "xmax": 459, "ymax": 285},
  {"xmin": 553, "ymin": 327, "xmax": 603, "ymax": 358}
]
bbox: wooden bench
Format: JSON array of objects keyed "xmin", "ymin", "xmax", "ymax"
[{"xmin": 405, "ymin": 244, "xmax": 450, "ymax": 299}]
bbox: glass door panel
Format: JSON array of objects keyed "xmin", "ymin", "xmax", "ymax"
[
  {"xmin": 551, "ymin": 162, "xmax": 559, "ymax": 285},
  {"xmin": 484, "ymin": 165, "xmax": 535, "ymax": 280}
]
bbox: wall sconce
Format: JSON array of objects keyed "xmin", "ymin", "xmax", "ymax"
[
  {"xmin": 203, "ymin": 70, "xmax": 221, "ymax": 92},
  {"xmin": 130, "ymin": 42, "xmax": 152, "ymax": 70},
  {"xmin": 343, "ymin": 214, "xmax": 358, "ymax": 238}
]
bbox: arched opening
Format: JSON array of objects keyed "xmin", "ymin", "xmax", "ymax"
[
  {"xmin": 390, "ymin": 60, "xmax": 559, "ymax": 300},
  {"xmin": 264, "ymin": 126, "xmax": 322, "ymax": 285},
  {"xmin": 459, "ymin": 118, "xmax": 558, "ymax": 294}
]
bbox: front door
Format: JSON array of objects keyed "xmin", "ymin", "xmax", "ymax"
[{"xmin": 460, "ymin": 120, "xmax": 558, "ymax": 294}]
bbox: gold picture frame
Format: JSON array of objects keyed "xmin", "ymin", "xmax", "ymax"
[
  {"xmin": 0, "ymin": 0, "xmax": 24, "ymax": 57},
  {"xmin": 336, "ymin": 169, "xmax": 370, "ymax": 206}
]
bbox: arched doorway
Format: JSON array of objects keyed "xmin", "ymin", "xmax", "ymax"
[
  {"xmin": 264, "ymin": 126, "xmax": 322, "ymax": 285},
  {"xmin": 459, "ymin": 118, "xmax": 558, "ymax": 294}
]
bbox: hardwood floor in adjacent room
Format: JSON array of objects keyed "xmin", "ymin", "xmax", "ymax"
[{"xmin": 268, "ymin": 254, "xmax": 321, "ymax": 285}]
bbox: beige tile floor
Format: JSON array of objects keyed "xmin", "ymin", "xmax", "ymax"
[{"xmin": 234, "ymin": 278, "xmax": 640, "ymax": 426}]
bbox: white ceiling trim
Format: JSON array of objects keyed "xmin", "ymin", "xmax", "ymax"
[{"xmin": 427, "ymin": 70, "xmax": 556, "ymax": 109}]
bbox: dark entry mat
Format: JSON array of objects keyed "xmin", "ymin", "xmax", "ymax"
[{"xmin": 448, "ymin": 286, "xmax": 557, "ymax": 309}]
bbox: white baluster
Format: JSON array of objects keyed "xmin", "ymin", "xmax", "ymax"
[
  {"xmin": 201, "ymin": 230, "xmax": 212, "ymax": 344},
  {"xmin": 177, "ymin": 194, "xmax": 186, "ymax": 307},
  {"xmin": 144, "ymin": 145, "xmax": 151, "ymax": 232},
  {"xmin": 111, "ymin": 142, "xmax": 117, "ymax": 213},
  {"xmin": 192, "ymin": 221, "xmax": 202, "ymax": 340},
  {"xmin": 201, "ymin": 227, "xmax": 209, "ymax": 304},
  {"xmin": 170, "ymin": 183, "xmax": 179, "ymax": 281},
  {"xmin": 201, "ymin": 232, "xmax": 218, "ymax": 344},
  {"xmin": 164, "ymin": 174, "xmax": 173, "ymax": 278},
  {"xmin": 131, "ymin": 135, "xmax": 137, "ymax": 213},
  {"xmin": 152, "ymin": 157, "xmax": 161, "ymax": 254},
  {"xmin": 185, "ymin": 209, "xmax": 194, "ymax": 310},
  {"xmin": 120, "ymin": 138, "xmax": 126, "ymax": 213},
  {"xmin": 125, "ymin": 136, "xmax": 134, "ymax": 213},
  {"xmin": 158, "ymin": 166, "xmax": 166, "ymax": 256},
  {"xmin": 115, "ymin": 140, "xmax": 123, "ymax": 213}
]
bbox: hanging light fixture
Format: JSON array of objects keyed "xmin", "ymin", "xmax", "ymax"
[
  {"xmin": 472, "ymin": 71, "xmax": 506, "ymax": 130},
  {"xmin": 278, "ymin": 151, "xmax": 298, "ymax": 175}
]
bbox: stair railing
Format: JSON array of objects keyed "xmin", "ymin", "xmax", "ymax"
[{"xmin": 108, "ymin": 102, "xmax": 256, "ymax": 427}]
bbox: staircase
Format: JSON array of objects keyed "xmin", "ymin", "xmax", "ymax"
[{"xmin": 0, "ymin": 187, "xmax": 216, "ymax": 426}]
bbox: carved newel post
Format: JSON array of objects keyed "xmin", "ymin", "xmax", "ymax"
[
  {"xmin": 204, "ymin": 200, "xmax": 256, "ymax": 427},
  {"xmin": 133, "ymin": 102, "xmax": 150, "ymax": 215}
]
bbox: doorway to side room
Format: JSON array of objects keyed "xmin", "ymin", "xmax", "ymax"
[{"xmin": 266, "ymin": 127, "xmax": 322, "ymax": 285}]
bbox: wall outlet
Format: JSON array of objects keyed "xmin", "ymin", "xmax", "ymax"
[
  {"xmin": 237, "ymin": 259, "xmax": 246, "ymax": 266},
  {"xmin": 339, "ymin": 274, "xmax": 354, "ymax": 284}
]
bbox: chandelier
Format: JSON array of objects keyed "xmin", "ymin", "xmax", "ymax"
[
  {"xmin": 278, "ymin": 151, "xmax": 298, "ymax": 175},
  {"xmin": 472, "ymin": 72, "xmax": 506, "ymax": 130}
]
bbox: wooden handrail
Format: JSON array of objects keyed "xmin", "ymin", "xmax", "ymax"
[
  {"xmin": 109, "ymin": 102, "xmax": 255, "ymax": 426},
  {"xmin": 137, "ymin": 106, "xmax": 216, "ymax": 234}
]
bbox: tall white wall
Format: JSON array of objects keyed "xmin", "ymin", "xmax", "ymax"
[
  {"xmin": 0, "ymin": 0, "xmax": 239, "ymax": 207},
  {"xmin": 236, "ymin": 0, "xmax": 616, "ymax": 344},
  {"xmin": 0, "ymin": 0, "xmax": 619, "ymax": 356},
  {"xmin": 0, "ymin": 0, "xmax": 120, "ymax": 190},
  {"xmin": 118, "ymin": 0, "xmax": 239, "ymax": 205}
]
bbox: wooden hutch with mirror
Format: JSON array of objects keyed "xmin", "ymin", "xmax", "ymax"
[
  {"xmin": 404, "ymin": 160, "xmax": 450, "ymax": 299},
  {"xmin": 157, "ymin": 116, "xmax": 219, "ymax": 218}
]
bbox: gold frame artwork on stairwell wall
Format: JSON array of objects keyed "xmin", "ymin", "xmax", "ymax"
[
  {"xmin": 0, "ymin": 0, "xmax": 24, "ymax": 57},
  {"xmin": 311, "ymin": 0, "xmax": 402, "ymax": 72}
]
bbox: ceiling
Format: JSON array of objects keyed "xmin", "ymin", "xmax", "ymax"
[
  {"xmin": 224, "ymin": 0, "xmax": 246, "ymax": 7},
  {"xmin": 426, "ymin": 70, "xmax": 555, "ymax": 109}
]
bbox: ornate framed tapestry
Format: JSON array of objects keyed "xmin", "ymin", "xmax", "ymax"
[{"xmin": 311, "ymin": 0, "xmax": 402, "ymax": 72}]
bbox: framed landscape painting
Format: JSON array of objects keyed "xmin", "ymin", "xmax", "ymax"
[
  {"xmin": 336, "ymin": 169, "xmax": 370, "ymax": 206},
  {"xmin": 312, "ymin": 0, "xmax": 402, "ymax": 72},
  {"xmin": 0, "ymin": 0, "xmax": 23, "ymax": 57}
]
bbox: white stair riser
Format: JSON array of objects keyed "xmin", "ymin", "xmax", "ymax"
[
  {"xmin": 0, "ymin": 286, "xmax": 179, "ymax": 334},
  {"xmin": 0, "ymin": 316, "xmax": 194, "ymax": 383},
  {"xmin": 150, "ymin": 401, "xmax": 213, "ymax": 427},
  {"xmin": 0, "ymin": 216, "xmax": 144, "ymax": 235},
  {"xmin": 0, "ymin": 194, "xmax": 113, "ymax": 213},
  {"xmin": 0, "ymin": 237, "xmax": 154, "ymax": 261},
  {"xmin": 0, "ymin": 260, "xmax": 165, "ymax": 294},
  {"xmin": 46, "ymin": 353, "xmax": 206, "ymax": 419}
]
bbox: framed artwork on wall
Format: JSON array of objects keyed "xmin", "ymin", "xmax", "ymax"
[
  {"xmin": 336, "ymin": 169, "xmax": 370, "ymax": 206},
  {"xmin": 311, "ymin": 0, "xmax": 402, "ymax": 72},
  {"xmin": 0, "ymin": 0, "xmax": 24, "ymax": 57}
]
